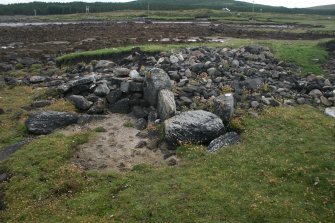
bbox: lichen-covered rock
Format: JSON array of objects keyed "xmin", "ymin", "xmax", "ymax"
[
  {"xmin": 213, "ymin": 93, "xmax": 234, "ymax": 123},
  {"xmin": 68, "ymin": 95, "xmax": 93, "ymax": 111},
  {"xmin": 144, "ymin": 68, "xmax": 172, "ymax": 106},
  {"xmin": 164, "ymin": 110, "xmax": 225, "ymax": 146},
  {"xmin": 157, "ymin": 89, "xmax": 176, "ymax": 121},
  {"xmin": 94, "ymin": 83, "xmax": 110, "ymax": 97},
  {"xmin": 208, "ymin": 132, "xmax": 240, "ymax": 153},
  {"xmin": 26, "ymin": 111, "xmax": 79, "ymax": 134}
]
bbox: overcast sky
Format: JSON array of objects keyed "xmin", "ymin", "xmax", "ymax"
[{"xmin": 0, "ymin": 0, "xmax": 334, "ymax": 8}]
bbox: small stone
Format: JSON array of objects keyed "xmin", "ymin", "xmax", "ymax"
[
  {"xmin": 120, "ymin": 81, "xmax": 130, "ymax": 93},
  {"xmin": 0, "ymin": 108, "xmax": 4, "ymax": 115},
  {"xmin": 135, "ymin": 118, "xmax": 147, "ymax": 130},
  {"xmin": 166, "ymin": 156, "xmax": 178, "ymax": 166},
  {"xmin": 170, "ymin": 55, "xmax": 179, "ymax": 64},
  {"xmin": 324, "ymin": 79, "xmax": 331, "ymax": 86},
  {"xmin": 250, "ymin": 101, "xmax": 259, "ymax": 108},
  {"xmin": 297, "ymin": 98, "xmax": 306, "ymax": 105},
  {"xmin": 135, "ymin": 141, "xmax": 147, "ymax": 148}
]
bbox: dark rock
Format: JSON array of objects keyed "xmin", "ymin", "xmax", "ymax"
[
  {"xmin": 144, "ymin": 68, "xmax": 172, "ymax": 106},
  {"xmin": 31, "ymin": 100, "xmax": 53, "ymax": 108},
  {"xmin": 0, "ymin": 173, "xmax": 8, "ymax": 183},
  {"xmin": 214, "ymin": 93, "xmax": 234, "ymax": 123},
  {"xmin": 157, "ymin": 89, "xmax": 176, "ymax": 121},
  {"xmin": 109, "ymin": 98, "xmax": 130, "ymax": 114},
  {"xmin": 208, "ymin": 132, "xmax": 240, "ymax": 153},
  {"xmin": 4, "ymin": 77, "xmax": 17, "ymax": 85},
  {"xmin": 132, "ymin": 106, "xmax": 148, "ymax": 119},
  {"xmin": 129, "ymin": 81, "xmax": 143, "ymax": 92},
  {"xmin": 0, "ymin": 108, "xmax": 4, "ymax": 115},
  {"xmin": 72, "ymin": 84, "xmax": 91, "ymax": 95},
  {"xmin": 191, "ymin": 63, "xmax": 205, "ymax": 73},
  {"xmin": 87, "ymin": 99, "xmax": 105, "ymax": 114},
  {"xmin": 245, "ymin": 45, "xmax": 268, "ymax": 54},
  {"xmin": 94, "ymin": 83, "xmax": 110, "ymax": 97},
  {"xmin": 135, "ymin": 118, "xmax": 147, "ymax": 130},
  {"xmin": 68, "ymin": 95, "xmax": 93, "ymax": 111},
  {"xmin": 243, "ymin": 78, "xmax": 263, "ymax": 90},
  {"xmin": 26, "ymin": 111, "xmax": 79, "ymax": 134},
  {"xmin": 71, "ymin": 75, "xmax": 96, "ymax": 87},
  {"xmin": 148, "ymin": 110, "xmax": 158, "ymax": 123},
  {"xmin": 0, "ymin": 140, "xmax": 30, "ymax": 161},
  {"xmin": 164, "ymin": 110, "xmax": 225, "ymax": 146},
  {"xmin": 135, "ymin": 140, "xmax": 147, "ymax": 148},
  {"xmin": 106, "ymin": 90, "xmax": 122, "ymax": 105},
  {"xmin": 0, "ymin": 191, "xmax": 6, "ymax": 211}
]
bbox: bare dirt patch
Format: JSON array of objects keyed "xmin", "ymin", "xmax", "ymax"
[{"xmin": 60, "ymin": 113, "xmax": 167, "ymax": 172}]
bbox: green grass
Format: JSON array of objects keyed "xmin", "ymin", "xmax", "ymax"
[
  {"xmin": 0, "ymin": 86, "xmax": 75, "ymax": 150},
  {"xmin": 0, "ymin": 87, "xmax": 34, "ymax": 149},
  {"xmin": 1, "ymin": 105, "xmax": 334, "ymax": 222},
  {"xmin": 56, "ymin": 39, "xmax": 331, "ymax": 75}
]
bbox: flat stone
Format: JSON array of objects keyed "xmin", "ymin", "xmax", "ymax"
[
  {"xmin": 26, "ymin": 111, "xmax": 78, "ymax": 134},
  {"xmin": 208, "ymin": 132, "xmax": 240, "ymax": 153},
  {"xmin": 325, "ymin": 107, "xmax": 335, "ymax": 118}
]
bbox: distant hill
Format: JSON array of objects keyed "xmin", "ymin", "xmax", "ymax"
[
  {"xmin": 0, "ymin": 0, "xmax": 334, "ymax": 16},
  {"xmin": 309, "ymin": 4, "xmax": 335, "ymax": 10}
]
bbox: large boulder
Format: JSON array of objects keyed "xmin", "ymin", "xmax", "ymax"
[
  {"xmin": 109, "ymin": 98, "xmax": 130, "ymax": 114},
  {"xmin": 68, "ymin": 95, "xmax": 93, "ymax": 111},
  {"xmin": 164, "ymin": 110, "xmax": 225, "ymax": 146},
  {"xmin": 26, "ymin": 111, "xmax": 79, "ymax": 134},
  {"xmin": 208, "ymin": 132, "xmax": 240, "ymax": 153},
  {"xmin": 144, "ymin": 68, "xmax": 172, "ymax": 106},
  {"xmin": 157, "ymin": 89, "xmax": 176, "ymax": 121},
  {"xmin": 213, "ymin": 93, "xmax": 234, "ymax": 123}
]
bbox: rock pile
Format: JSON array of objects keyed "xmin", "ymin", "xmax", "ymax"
[{"xmin": 4, "ymin": 45, "xmax": 334, "ymax": 150}]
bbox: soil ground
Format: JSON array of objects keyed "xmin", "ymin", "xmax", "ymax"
[
  {"xmin": 59, "ymin": 114, "xmax": 166, "ymax": 172},
  {"xmin": 1, "ymin": 21, "xmax": 334, "ymax": 64}
]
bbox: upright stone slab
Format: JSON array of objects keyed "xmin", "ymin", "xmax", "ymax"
[
  {"xmin": 157, "ymin": 89, "xmax": 176, "ymax": 121},
  {"xmin": 164, "ymin": 110, "xmax": 225, "ymax": 146},
  {"xmin": 214, "ymin": 93, "xmax": 234, "ymax": 123},
  {"xmin": 144, "ymin": 68, "xmax": 172, "ymax": 106}
]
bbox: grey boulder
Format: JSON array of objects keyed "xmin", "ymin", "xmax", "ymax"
[
  {"xmin": 144, "ymin": 68, "xmax": 172, "ymax": 106},
  {"xmin": 157, "ymin": 89, "xmax": 176, "ymax": 121},
  {"xmin": 164, "ymin": 110, "xmax": 225, "ymax": 146},
  {"xmin": 26, "ymin": 111, "xmax": 79, "ymax": 134},
  {"xmin": 208, "ymin": 132, "xmax": 240, "ymax": 153},
  {"xmin": 94, "ymin": 83, "xmax": 110, "ymax": 97},
  {"xmin": 68, "ymin": 95, "xmax": 93, "ymax": 111},
  {"xmin": 214, "ymin": 93, "xmax": 234, "ymax": 123}
]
